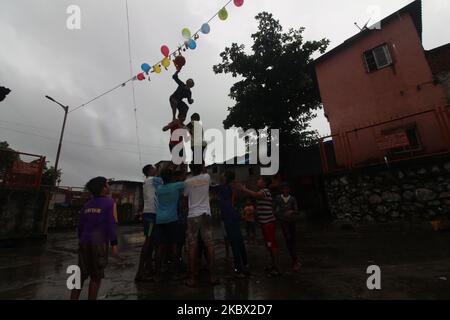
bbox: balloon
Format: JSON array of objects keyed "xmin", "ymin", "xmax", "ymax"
[
  {"xmin": 161, "ymin": 45, "xmax": 170, "ymax": 57},
  {"xmin": 141, "ymin": 63, "xmax": 151, "ymax": 73},
  {"xmin": 201, "ymin": 23, "xmax": 210, "ymax": 34},
  {"xmin": 188, "ymin": 39, "xmax": 197, "ymax": 50},
  {"xmin": 174, "ymin": 55, "xmax": 186, "ymax": 71},
  {"xmin": 182, "ymin": 28, "xmax": 191, "ymax": 39},
  {"xmin": 153, "ymin": 65, "xmax": 161, "ymax": 74},
  {"xmin": 162, "ymin": 57, "xmax": 171, "ymax": 68},
  {"xmin": 234, "ymin": 0, "xmax": 244, "ymax": 7},
  {"xmin": 218, "ymin": 8, "xmax": 228, "ymax": 21},
  {"xmin": 137, "ymin": 72, "xmax": 145, "ymax": 81}
]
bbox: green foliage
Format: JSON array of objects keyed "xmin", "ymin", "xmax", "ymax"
[
  {"xmin": 213, "ymin": 12, "xmax": 329, "ymax": 149},
  {"xmin": 41, "ymin": 162, "xmax": 62, "ymax": 186},
  {"xmin": 0, "ymin": 141, "xmax": 19, "ymax": 171}
]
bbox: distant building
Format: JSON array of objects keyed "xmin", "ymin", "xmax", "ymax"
[
  {"xmin": 207, "ymin": 161, "xmax": 261, "ymax": 187},
  {"xmin": 315, "ymin": 0, "xmax": 450, "ymax": 169},
  {"xmin": 426, "ymin": 43, "xmax": 450, "ymax": 102},
  {"xmin": 108, "ymin": 180, "xmax": 143, "ymax": 224}
]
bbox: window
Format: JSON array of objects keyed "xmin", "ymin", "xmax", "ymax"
[
  {"xmin": 364, "ymin": 44, "xmax": 393, "ymax": 72},
  {"xmin": 383, "ymin": 125, "xmax": 423, "ymax": 155}
]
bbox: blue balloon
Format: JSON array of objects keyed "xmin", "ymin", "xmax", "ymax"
[
  {"xmin": 188, "ymin": 39, "xmax": 197, "ymax": 50},
  {"xmin": 201, "ymin": 23, "xmax": 210, "ymax": 34},
  {"xmin": 141, "ymin": 63, "xmax": 151, "ymax": 73}
]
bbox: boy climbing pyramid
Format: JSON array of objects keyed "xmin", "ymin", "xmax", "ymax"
[{"xmin": 170, "ymin": 70, "xmax": 194, "ymax": 121}]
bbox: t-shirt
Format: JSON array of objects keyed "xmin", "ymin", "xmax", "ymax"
[
  {"xmin": 274, "ymin": 195, "xmax": 299, "ymax": 222},
  {"xmin": 155, "ymin": 182, "xmax": 185, "ymax": 224},
  {"xmin": 184, "ymin": 174, "xmax": 211, "ymax": 218},
  {"xmin": 243, "ymin": 205, "xmax": 256, "ymax": 222},
  {"xmin": 143, "ymin": 176, "xmax": 163, "ymax": 213},
  {"xmin": 78, "ymin": 197, "xmax": 117, "ymax": 245},
  {"xmin": 172, "ymin": 73, "xmax": 192, "ymax": 102},
  {"xmin": 187, "ymin": 121, "xmax": 206, "ymax": 148},
  {"xmin": 255, "ymin": 188, "xmax": 276, "ymax": 224},
  {"xmin": 212, "ymin": 184, "xmax": 237, "ymax": 222}
]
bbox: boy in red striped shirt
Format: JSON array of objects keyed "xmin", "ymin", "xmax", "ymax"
[{"xmin": 239, "ymin": 176, "xmax": 281, "ymax": 276}]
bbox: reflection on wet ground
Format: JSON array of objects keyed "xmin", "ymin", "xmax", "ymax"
[{"xmin": 1, "ymin": 222, "xmax": 450, "ymax": 299}]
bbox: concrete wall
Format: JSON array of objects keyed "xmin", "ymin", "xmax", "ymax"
[
  {"xmin": 325, "ymin": 157, "xmax": 450, "ymax": 223},
  {"xmin": 0, "ymin": 189, "xmax": 49, "ymax": 241}
]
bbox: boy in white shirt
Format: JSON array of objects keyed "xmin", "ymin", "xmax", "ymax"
[{"xmin": 183, "ymin": 164, "xmax": 218, "ymax": 287}]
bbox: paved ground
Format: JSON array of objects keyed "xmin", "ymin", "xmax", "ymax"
[{"xmin": 1, "ymin": 221, "xmax": 450, "ymax": 300}]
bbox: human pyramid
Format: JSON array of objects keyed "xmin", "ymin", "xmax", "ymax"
[
  {"xmin": 162, "ymin": 62, "xmax": 206, "ymax": 171},
  {"xmin": 71, "ymin": 46, "xmax": 302, "ymax": 302}
]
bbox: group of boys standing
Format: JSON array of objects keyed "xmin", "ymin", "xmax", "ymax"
[
  {"xmin": 72, "ymin": 164, "xmax": 302, "ymax": 299},
  {"xmin": 71, "ymin": 69, "xmax": 302, "ymax": 299}
]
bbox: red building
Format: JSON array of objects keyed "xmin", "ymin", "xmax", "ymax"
[{"xmin": 315, "ymin": 0, "xmax": 450, "ymax": 171}]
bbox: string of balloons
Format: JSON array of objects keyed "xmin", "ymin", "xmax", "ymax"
[{"xmin": 71, "ymin": 0, "xmax": 245, "ymax": 113}]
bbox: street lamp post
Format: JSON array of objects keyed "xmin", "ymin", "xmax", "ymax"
[{"xmin": 45, "ymin": 95, "xmax": 69, "ymax": 186}]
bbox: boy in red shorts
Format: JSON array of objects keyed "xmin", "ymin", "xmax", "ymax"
[{"xmin": 239, "ymin": 176, "xmax": 281, "ymax": 276}]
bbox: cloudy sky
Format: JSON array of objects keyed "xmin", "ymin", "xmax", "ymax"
[{"xmin": 0, "ymin": 0, "xmax": 448, "ymax": 186}]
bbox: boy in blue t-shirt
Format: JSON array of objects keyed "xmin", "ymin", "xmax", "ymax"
[{"xmin": 153, "ymin": 167, "xmax": 185, "ymax": 280}]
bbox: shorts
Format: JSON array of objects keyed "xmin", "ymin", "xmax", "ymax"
[
  {"xmin": 246, "ymin": 221, "xmax": 256, "ymax": 234},
  {"xmin": 176, "ymin": 221, "xmax": 187, "ymax": 246},
  {"xmin": 187, "ymin": 214, "xmax": 214, "ymax": 247},
  {"xmin": 221, "ymin": 221, "xmax": 228, "ymax": 240},
  {"xmin": 190, "ymin": 145, "xmax": 206, "ymax": 165},
  {"xmin": 260, "ymin": 222, "xmax": 278, "ymax": 249},
  {"xmin": 169, "ymin": 143, "xmax": 185, "ymax": 158},
  {"xmin": 170, "ymin": 96, "xmax": 189, "ymax": 118},
  {"xmin": 78, "ymin": 244, "xmax": 109, "ymax": 281},
  {"xmin": 143, "ymin": 212, "xmax": 156, "ymax": 237},
  {"xmin": 152, "ymin": 222, "xmax": 178, "ymax": 246}
]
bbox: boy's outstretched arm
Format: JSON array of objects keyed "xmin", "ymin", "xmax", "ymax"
[
  {"xmin": 172, "ymin": 71, "xmax": 185, "ymax": 87},
  {"xmin": 107, "ymin": 203, "xmax": 118, "ymax": 254},
  {"xmin": 239, "ymin": 184, "xmax": 265, "ymax": 199}
]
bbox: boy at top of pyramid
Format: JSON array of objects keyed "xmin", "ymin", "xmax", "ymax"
[{"xmin": 170, "ymin": 70, "xmax": 194, "ymax": 121}]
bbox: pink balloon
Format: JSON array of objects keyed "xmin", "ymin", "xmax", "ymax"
[
  {"xmin": 137, "ymin": 73, "xmax": 145, "ymax": 81},
  {"xmin": 161, "ymin": 45, "xmax": 170, "ymax": 57},
  {"xmin": 234, "ymin": 0, "xmax": 244, "ymax": 7}
]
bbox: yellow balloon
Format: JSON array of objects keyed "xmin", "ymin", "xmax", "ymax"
[
  {"xmin": 162, "ymin": 57, "xmax": 171, "ymax": 69},
  {"xmin": 154, "ymin": 65, "xmax": 161, "ymax": 74}
]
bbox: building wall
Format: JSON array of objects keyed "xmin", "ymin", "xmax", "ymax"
[{"xmin": 316, "ymin": 13, "xmax": 449, "ymax": 166}]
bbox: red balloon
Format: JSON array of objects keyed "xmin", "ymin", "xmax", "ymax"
[
  {"xmin": 137, "ymin": 73, "xmax": 145, "ymax": 81},
  {"xmin": 161, "ymin": 45, "xmax": 170, "ymax": 57},
  {"xmin": 174, "ymin": 55, "xmax": 186, "ymax": 71},
  {"xmin": 234, "ymin": 0, "xmax": 244, "ymax": 7}
]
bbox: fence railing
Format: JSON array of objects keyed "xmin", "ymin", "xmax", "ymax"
[
  {"xmin": 0, "ymin": 149, "xmax": 46, "ymax": 190},
  {"xmin": 319, "ymin": 106, "xmax": 450, "ymax": 174}
]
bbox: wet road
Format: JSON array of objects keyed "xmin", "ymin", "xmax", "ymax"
[{"xmin": 1, "ymin": 222, "xmax": 450, "ymax": 300}]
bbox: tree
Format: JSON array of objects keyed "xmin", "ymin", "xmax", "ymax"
[
  {"xmin": 41, "ymin": 162, "xmax": 62, "ymax": 186},
  {"xmin": 213, "ymin": 12, "xmax": 329, "ymax": 151},
  {"xmin": 0, "ymin": 141, "xmax": 19, "ymax": 171},
  {"xmin": 0, "ymin": 86, "xmax": 11, "ymax": 102}
]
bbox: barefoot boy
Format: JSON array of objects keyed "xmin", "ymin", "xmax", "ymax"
[
  {"xmin": 239, "ymin": 176, "xmax": 281, "ymax": 276},
  {"xmin": 71, "ymin": 177, "xmax": 118, "ymax": 300},
  {"xmin": 170, "ymin": 70, "xmax": 194, "ymax": 120}
]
